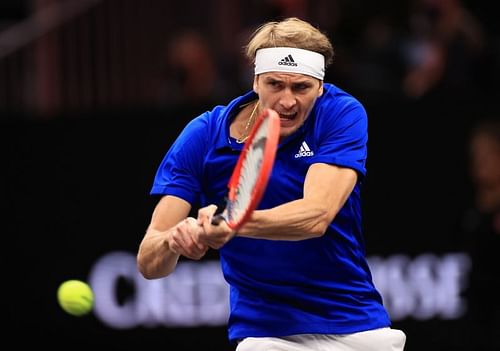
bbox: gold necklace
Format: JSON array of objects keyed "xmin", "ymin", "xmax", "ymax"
[{"xmin": 236, "ymin": 101, "xmax": 259, "ymax": 144}]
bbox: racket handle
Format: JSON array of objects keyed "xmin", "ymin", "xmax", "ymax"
[
  {"xmin": 211, "ymin": 196, "xmax": 227, "ymax": 225},
  {"xmin": 211, "ymin": 214, "xmax": 226, "ymax": 225}
]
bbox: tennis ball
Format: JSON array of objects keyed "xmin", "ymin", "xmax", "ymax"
[{"xmin": 57, "ymin": 280, "xmax": 94, "ymax": 316}]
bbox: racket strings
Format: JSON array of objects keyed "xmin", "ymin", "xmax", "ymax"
[
  {"xmin": 227, "ymin": 112, "xmax": 274, "ymax": 224},
  {"xmin": 231, "ymin": 134, "xmax": 268, "ymax": 221},
  {"xmin": 232, "ymin": 143, "xmax": 264, "ymax": 220}
]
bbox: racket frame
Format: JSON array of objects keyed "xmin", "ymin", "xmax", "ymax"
[{"xmin": 224, "ymin": 108, "xmax": 280, "ymax": 231}]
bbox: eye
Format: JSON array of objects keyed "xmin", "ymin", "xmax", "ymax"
[
  {"xmin": 267, "ymin": 80, "xmax": 282, "ymax": 89},
  {"xmin": 293, "ymin": 83, "xmax": 311, "ymax": 92}
]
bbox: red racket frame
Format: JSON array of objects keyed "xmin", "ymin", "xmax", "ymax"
[{"xmin": 226, "ymin": 108, "xmax": 280, "ymax": 230}]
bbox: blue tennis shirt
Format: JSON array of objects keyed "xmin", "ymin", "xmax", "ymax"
[{"xmin": 151, "ymin": 83, "xmax": 391, "ymax": 341}]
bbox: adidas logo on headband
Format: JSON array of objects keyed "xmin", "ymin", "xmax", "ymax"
[{"xmin": 278, "ymin": 54, "xmax": 298, "ymax": 67}]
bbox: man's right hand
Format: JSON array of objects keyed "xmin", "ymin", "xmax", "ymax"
[{"xmin": 168, "ymin": 217, "xmax": 208, "ymax": 260}]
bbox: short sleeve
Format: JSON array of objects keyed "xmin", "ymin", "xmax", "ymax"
[
  {"xmin": 313, "ymin": 99, "xmax": 368, "ymax": 177},
  {"xmin": 150, "ymin": 114, "xmax": 209, "ymax": 205}
]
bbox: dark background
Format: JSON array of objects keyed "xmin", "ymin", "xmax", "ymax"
[{"xmin": 2, "ymin": 0, "xmax": 499, "ymax": 350}]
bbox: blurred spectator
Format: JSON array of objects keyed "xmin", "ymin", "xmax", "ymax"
[
  {"xmin": 402, "ymin": 0, "xmax": 486, "ymax": 99},
  {"xmin": 156, "ymin": 29, "xmax": 225, "ymax": 109},
  {"xmin": 460, "ymin": 118, "xmax": 500, "ymax": 351},
  {"xmin": 267, "ymin": 0, "xmax": 308, "ymax": 19},
  {"xmin": 469, "ymin": 120, "xmax": 500, "ymax": 223},
  {"xmin": 346, "ymin": 12, "xmax": 407, "ymax": 103}
]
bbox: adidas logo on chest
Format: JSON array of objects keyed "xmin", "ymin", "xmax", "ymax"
[{"xmin": 294, "ymin": 141, "xmax": 314, "ymax": 158}]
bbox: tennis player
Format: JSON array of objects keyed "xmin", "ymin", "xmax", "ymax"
[{"xmin": 137, "ymin": 17, "xmax": 406, "ymax": 351}]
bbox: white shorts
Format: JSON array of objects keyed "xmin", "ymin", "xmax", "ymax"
[{"xmin": 236, "ymin": 328, "xmax": 406, "ymax": 351}]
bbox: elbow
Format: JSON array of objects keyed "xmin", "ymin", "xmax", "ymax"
[
  {"xmin": 309, "ymin": 209, "xmax": 333, "ymax": 238},
  {"xmin": 137, "ymin": 263, "xmax": 153, "ymax": 280},
  {"xmin": 137, "ymin": 260, "xmax": 173, "ymax": 280},
  {"xmin": 136, "ymin": 257, "xmax": 155, "ymax": 280},
  {"xmin": 136, "ymin": 248, "xmax": 151, "ymax": 279},
  {"xmin": 141, "ymin": 272, "xmax": 164, "ymax": 280},
  {"xmin": 309, "ymin": 222, "xmax": 328, "ymax": 238},
  {"xmin": 136, "ymin": 252, "xmax": 174, "ymax": 280}
]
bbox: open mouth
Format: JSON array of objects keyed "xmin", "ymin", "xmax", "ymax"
[{"xmin": 278, "ymin": 112, "xmax": 298, "ymax": 121}]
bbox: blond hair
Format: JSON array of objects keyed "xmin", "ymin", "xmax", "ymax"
[{"xmin": 245, "ymin": 17, "xmax": 334, "ymax": 67}]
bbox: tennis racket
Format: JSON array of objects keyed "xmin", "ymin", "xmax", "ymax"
[{"xmin": 212, "ymin": 107, "xmax": 280, "ymax": 231}]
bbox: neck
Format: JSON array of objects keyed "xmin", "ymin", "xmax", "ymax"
[{"xmin": 236, "ymin": 101, "xmax": 259, "ymax": 144}]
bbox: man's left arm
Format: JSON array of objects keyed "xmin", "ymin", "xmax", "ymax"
[{"xmin": 197, "ymin": 162, "xmax": 357, "ymax": 244}]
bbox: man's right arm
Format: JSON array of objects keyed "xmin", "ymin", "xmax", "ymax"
[{"xmin": 137, "ymin": 195, "xmax": 206, "ymax": 279}]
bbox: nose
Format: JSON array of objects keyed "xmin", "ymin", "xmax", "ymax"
[{"xmin": 279, "ymin": 89, "xmax": 296, "ymax": 110}]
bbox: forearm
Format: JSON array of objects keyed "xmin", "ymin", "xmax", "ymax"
[
  {"xmin": 237, "ymin": 198, "xmax": 332, "ymax": 240},
  {"xmin": 137, "ymin": 195, "xmax": 193, "ymax": 279},
  {"xmin": 236, "ymin": 164, "xmax": 357, "ymax": 241},
  {"xmin": 137, "ymin": 227, "xmax": 180, "ymax": 279}
]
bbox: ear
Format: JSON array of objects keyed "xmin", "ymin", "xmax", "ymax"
[
  {"xmin": 318, "ymin": 81, "xmax": 324, "ymax": 97},
  {"xmin": 253, "ymin": 75, "xmax": 259, "ymax": 93}
]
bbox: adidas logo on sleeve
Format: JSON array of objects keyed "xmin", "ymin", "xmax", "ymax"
[
  {"xmin": 294, "ymin": 141, "xmax": 314, "ymax": 158},
  {"xmin": 278, "ymin": 54, "xmax": 298, "ymax": 67}
]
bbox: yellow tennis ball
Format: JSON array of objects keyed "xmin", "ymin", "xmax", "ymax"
[{"xmin": 57, "ymin": 280, "xmax": 94, "ymax": 316}]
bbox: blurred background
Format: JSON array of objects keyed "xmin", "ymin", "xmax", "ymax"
[{"xmin": 2, "ymin": 0, "xmax": 499, "ymax": 350}]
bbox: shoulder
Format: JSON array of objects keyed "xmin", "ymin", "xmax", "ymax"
[
  {"xmin": 319, "ymin": 83, "xmax": 367, "ymax": 115},
  {"xmin": 176, "ymin": 113, "xmax": 210, "ymax": 147},
  {"xmin": 314, "ymin": 84, "xmax": 367, "ymax": 131},
  {"xmin": 178, "ymin": 91, "xmax": 256, "ymax": 145},
  {"xmin": 179, "ymin": 104, "xmax": 226, "ymax": 141},
  {"xmin": 191, "ymin": 91, "xmax": 256, "ymax": 129}
]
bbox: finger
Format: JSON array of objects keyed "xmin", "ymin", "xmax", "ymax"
[
  {"xmin": 173, "ymin": 222, "xmax": 199, "ymax": 256},
  {"xmin": 197, "ymin": 204, "xmax": 218, "ymax": 225},
  {"xmin": 185, "ymin": 218, "xmax": 208, "ymax": 251},
  {"xmin": 175, "ymin": 237, "xmax": 204, "ymax": 259},
  {"xmin": 181, "ymin": 221, "xmax": 211, "ymax": 257},
  {"xmin": 194, "ymin": 233, "xmax": 207, "ymax": 251},
  {"xmin": 171, "ymin": 232, "xmax": 189, "ymax": 256},
  {"xmin": 200, "ymin": 230, "xmax": 227, "ymax": 250},
  {"xmin": 168, "ymin": 240, "xmax": 180, "ymax": 254}
]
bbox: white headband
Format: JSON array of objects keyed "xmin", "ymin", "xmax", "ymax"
[{"xmin": 254, "ymin": 47, "xmax": 325, "ymax": 80}]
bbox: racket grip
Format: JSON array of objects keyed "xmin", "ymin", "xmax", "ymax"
[
  {"xmin": 211, "ymin": 196, "xmax": 227, "ymax": 225},
  {"xmin": 211, "ymin": 214, "xmax": 226, "ymax": 225}
]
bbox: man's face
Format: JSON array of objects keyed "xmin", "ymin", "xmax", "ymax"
[{"xmin": 253, "ymin": 72, "xmax": 323, "ymax": 139}]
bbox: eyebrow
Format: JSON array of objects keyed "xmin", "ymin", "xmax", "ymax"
[{"xmin": 264, "ymin": 77, "xmax": 313, "ymax": 85}]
